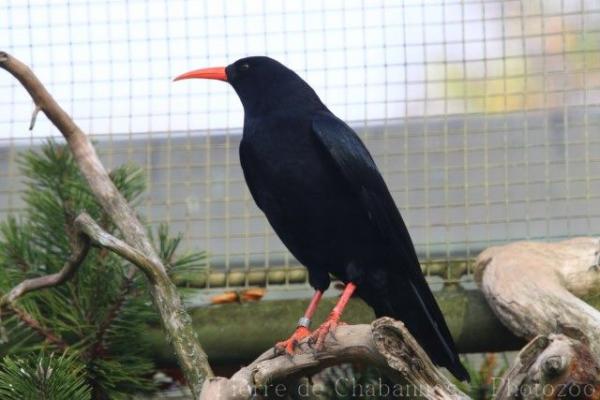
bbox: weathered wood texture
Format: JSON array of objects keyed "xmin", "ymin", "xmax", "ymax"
[
  {"xmin": 200, "ymin": 318, "xmax": 470, "ymax": 400},
  {"xmin": 495, "ymin": 333, "xmax": 600, "ymax": 400},
  {"xmin": 474, "ymin": 237, "xmax": 600, "ymax": 400},
  {"xmin": 475, "ymin": 238, "xmax": 600, "ymax": 356}
]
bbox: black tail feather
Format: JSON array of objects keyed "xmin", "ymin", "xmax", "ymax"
[
  {"xmin": 406, "ymin": 279, "xmax": 470, "ymax": 382},
  {"xmin": 367, "ymin": 273, "xmax": 470, "ymax": 382}
]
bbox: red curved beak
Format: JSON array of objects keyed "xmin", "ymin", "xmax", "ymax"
[{"xmin": 173, "ymin": 67, "xmax": 227, "ymax": 82}]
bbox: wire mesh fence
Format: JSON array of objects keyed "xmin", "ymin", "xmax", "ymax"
[{"xmin": 1, "ymin": 0, "xmax": 599, "ymax": 289}]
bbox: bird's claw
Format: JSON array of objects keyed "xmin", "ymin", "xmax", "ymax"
[
  {"xmin": 308, "ymin": 315, "xmax": 343, "ymax": 350},
  {"xmin": 274, "ymin": 326, "xmax": 311, "ymax": 355}
]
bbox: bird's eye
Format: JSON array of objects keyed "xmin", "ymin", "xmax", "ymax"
[{"xmin": 238, "ymin": 63, "xmax": 250, "ymax": 71}]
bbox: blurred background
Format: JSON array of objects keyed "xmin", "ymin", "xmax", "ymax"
[{"xmin": 1, "ymin": 0, "xmax": 599, "ymax": 386}]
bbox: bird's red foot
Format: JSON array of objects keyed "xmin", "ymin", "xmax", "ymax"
[
  {"xmin": 308, "ymin": 312, "xmax": 344, "ymax": 349},
  {"xmin": 275, "ymin": 326, "xmax": 311, "ymax": 355}
]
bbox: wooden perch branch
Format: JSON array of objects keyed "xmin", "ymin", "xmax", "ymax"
[
  {"xmin": 0, "ymin": 51, "xmax": 212, "ymax": 399},
  {"xmin": 200, "ymin": 317, "xmax": 470, "ymax": 400}
]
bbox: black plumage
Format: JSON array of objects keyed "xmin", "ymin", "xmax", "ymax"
[{"xmin": 178, "ymin": 56, "xmax": 469, "ymax": 381}]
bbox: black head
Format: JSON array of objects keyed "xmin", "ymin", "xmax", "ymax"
[{"xmin": 174, "ymin": 56, "xmax": 324, "ymax": 116}]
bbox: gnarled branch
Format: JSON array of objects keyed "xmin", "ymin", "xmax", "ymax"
[
  {"xmin": 0, "ymin": 212, "xmax": 162, "ymax": 307},
  {"xmin": 0, "ymin": 51, "xmax": 212, "ymax": 399},
  {"xmin": 1, "ymin": 236, "xmax": 90, "ymax": 305},
  {"xmin": 74, "ymin": 213, "xmax": 161, "ymax": 283}
]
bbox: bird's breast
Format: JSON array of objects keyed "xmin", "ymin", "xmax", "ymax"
[
  {"xmin": 241, "ymin": 120, "xmax": 340, "ymax": 196},
  {"xmin": 239, "ymin": 118, "xmax": 377, "ymax": 267}
]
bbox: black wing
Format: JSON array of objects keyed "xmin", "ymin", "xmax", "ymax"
[
  {"xmin": 311, "ymin": 112, "xmax": 469, "ymax": 381},
  {"xmin": 311, "ymin": 112, "xmax": 420, "ymax": 271}
]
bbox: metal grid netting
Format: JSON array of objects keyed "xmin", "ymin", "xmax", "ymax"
[{"xmin": 1, "ymin": 0, "xmax": 599, "ymax": 288}]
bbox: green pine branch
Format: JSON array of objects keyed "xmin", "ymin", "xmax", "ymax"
[
  {"xmin": 0, "ymin": 140, "xmax": 206, "ymax": 399},
  {"xmin": 0, "ymin": 352, "xmax": 91, "ymax": 400}
]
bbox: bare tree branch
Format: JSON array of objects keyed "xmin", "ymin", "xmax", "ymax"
[
  {"xmin": 0, "ymin": 212, "xmax": 157, "ymax": 306},
  {"xmin": 0, "ymin": 211, "xmax": 173, "ymax": 360},
  {"xmin": 74, "ymin": 213, "xmax": 161, "ymax": 282},
  {"xmin": 0, "ymin": 51, "xmax": 213, "ymax": 399},
  {"xmin": 1, "ymin": 236, "xmax": 90, "ymax": 306}
]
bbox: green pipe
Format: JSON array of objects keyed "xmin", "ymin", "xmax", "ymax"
[
  {"xmin": 172, "ymin": 260, "xmax": 473, "ymax": 288},
  {"xmin": 145, "ymin": 288, "xmax": 524, "ymax": 367}
]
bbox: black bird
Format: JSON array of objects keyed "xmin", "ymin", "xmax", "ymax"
[{"xmin": 175, "ymin": 56, "xmax": 469, "ymax": 381}]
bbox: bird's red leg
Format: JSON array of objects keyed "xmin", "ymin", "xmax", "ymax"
[
  {"xmin": 309, "ymin": 282, "xmax": 356, "ymax": 349},
  {"xmin": 275, "ymin": 289, "xmax": 323, "ymax": 354}
]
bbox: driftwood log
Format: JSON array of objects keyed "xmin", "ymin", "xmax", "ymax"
[
  {"xmin": 475, "ymin": 238, "xmax": 600, "ymax": 355},
  {"xmin": 475, "ymin": 237, "xmax": 600, "ymax": 399}
]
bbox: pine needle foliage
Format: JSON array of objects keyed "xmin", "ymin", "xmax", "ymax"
[
  {"xmin": 0, "ymin": 352, "xmax": 91, "ymax": 400},
  {"xmin": 0, "ymin": 140, "xmax": 206, "ymax": 399}
]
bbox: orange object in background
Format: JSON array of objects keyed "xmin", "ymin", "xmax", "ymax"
[
  {"xmin": 210, "ymin": 288, "xmax": 266, "ymax": 305},
  {"xmin": 210, "ymin": 292, "xmax": 239, "ymax": 305},
  {"xmin": 241, "ymin": 288, "xmax": 266, "ymax": 302}
]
